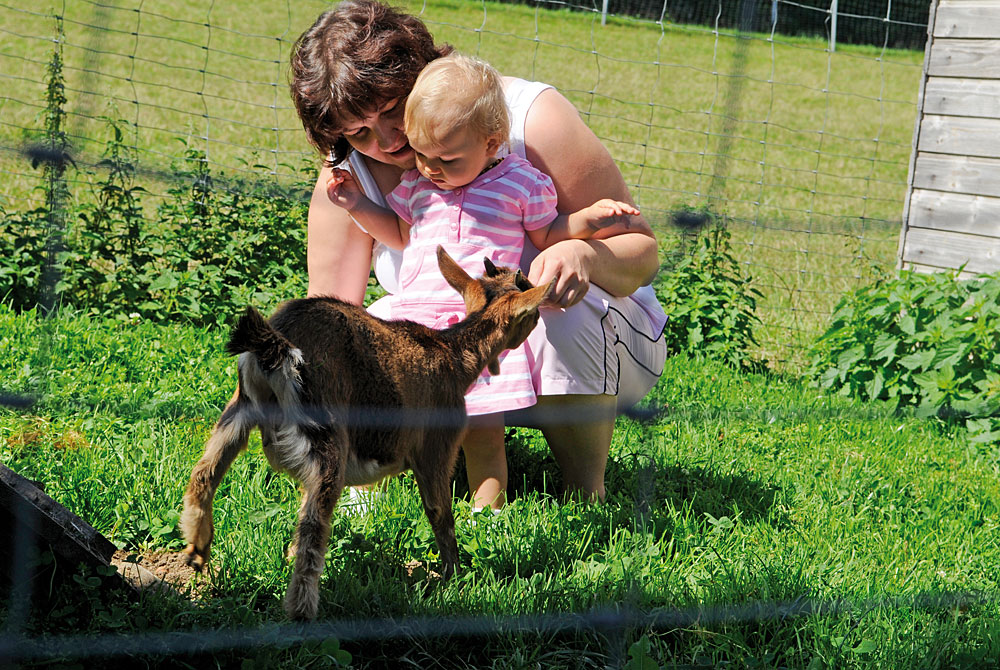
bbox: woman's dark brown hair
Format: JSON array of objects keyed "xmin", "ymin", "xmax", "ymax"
[{"xmin": 290, "ymin": 0, "xmax": 451, "ymax": 166}]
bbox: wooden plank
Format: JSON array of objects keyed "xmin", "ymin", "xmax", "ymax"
[
  {"xmin": 919, "ymin": 114, "xmax": 1000, "ymax": 158},
  {"xmin": 908, "ymin": 188, "xmax": 1000, "ymax": 236},
  {"xmin": 901, "ymin": 226, "xmax": 1000, "ymax": 273},
  {"xmin": 923, "ymin": 77, "xmax": 1000, "ymax": 118},
  {"xmin": 928, "ymin": 118, "xmax": 1000, "ymax": 156},
  {"xmin": 927, "ymin": 39, "xmax": 1000, "ymax": 78},
  {"xmin": 0, "ymin": 464, "xmax": 116, "ymax": 570},
  {"xmin": 934, "ymin": 1, "xmax": 1000, "ymax": 39},
  {"xmin": 903, "ymin": 259, "xmax": 980, "ymax": 279},
  {"xmin": 911, "ymin": 153, "xmax": 1000, "ymax": 198}
]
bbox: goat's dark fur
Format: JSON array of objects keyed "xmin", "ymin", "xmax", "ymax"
[{"xmin": 180, "ymin": 246, "xmax": 551, "ymax": 619}]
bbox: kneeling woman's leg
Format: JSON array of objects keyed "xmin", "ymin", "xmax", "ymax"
[
  {"xmin": 508, "ymin": 285, "xmax": 667, "ymax": 500},
  {"xmin": 534, "ymin": 394, "xmax": 616, "ymax": 501}
]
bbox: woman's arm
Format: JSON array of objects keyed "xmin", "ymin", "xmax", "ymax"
[
  {"xmin": 523, "ymin": 88, "xmax": 659, "ymax": 304},
  {"xmin": 306, "ymin": 164, "xmax": 376, "ymax": 304}
]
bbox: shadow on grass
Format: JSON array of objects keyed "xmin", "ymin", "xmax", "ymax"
[
  {"xmin": 490, "ymin": 432, "xmax": 789, "ymax": 531},
  {"xmin": 607, "ymin": 455, "xmax": 788, "ymax": 527}
]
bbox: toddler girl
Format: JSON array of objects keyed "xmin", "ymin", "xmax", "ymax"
[{"xmin": 326, "ymin": 52, "xmax": 639, "ymax": 509}]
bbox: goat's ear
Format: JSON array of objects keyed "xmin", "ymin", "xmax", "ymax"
[
  {"xmin": 513, "ymin": 269, "xmax": 533, "ymax": 292},
  {"xmin": 438, "ymin": 245, "xmax": 473, "ymax": 293},
  {"xmin": 510, "ymin": 278, "xmax": 555, "ymax": 317},
  {"xmin": 483, "ymin": 257, "xmax": 500, "ymax": 277}
]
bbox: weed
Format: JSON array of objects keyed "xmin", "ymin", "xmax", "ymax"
[
  {"xmin": 656, "ymin": 206, "xmax": 765, "ymax": 371},
  {"xmin": 808, "ymin": 268, "xmax": 1000, "ymax": 443}
]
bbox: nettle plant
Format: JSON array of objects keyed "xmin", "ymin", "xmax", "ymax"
[
  {"xmin": 655, "ymin": 206, "xmax": 764, "ymax": 371},
  {"xmin": 808, "ymin": 268, "xmax": 1000, "ymax": 443},
  {"xmin": 2, "ymin": 26, "xmax": 314, "ymax": 327}
]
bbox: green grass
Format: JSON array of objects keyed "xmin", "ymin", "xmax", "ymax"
[
  {"xmin": 3, "ymin": 304, "xmax": 1000, "ymax": 668},
  {"xmin": 1, "ymin": 0, "xmax": 924, "ymax": 370}
]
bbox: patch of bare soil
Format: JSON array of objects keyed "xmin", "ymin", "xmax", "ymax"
[{"xmin": 112, "ymin": 549, "xmax": 204, "ymax": 598}]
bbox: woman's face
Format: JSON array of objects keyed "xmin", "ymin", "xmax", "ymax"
[{"xmin": 340, "ymin": 98, "xmax": 416, "ymax": 169}]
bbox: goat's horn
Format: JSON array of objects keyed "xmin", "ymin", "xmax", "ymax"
[{"xmin": 483, "ymin": 257, "xmax": 499, "ymax": 276}]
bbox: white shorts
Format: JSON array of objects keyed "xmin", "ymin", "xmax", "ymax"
[
  {"xmin": 370, "ymin": 283, "xmax": 668, "ymax": 416},
  {"xmin": 522, "ymin": 283, "xmax": 667, "ymax": 411}
]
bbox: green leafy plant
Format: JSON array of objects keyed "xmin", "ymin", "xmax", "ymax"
[
  {"xmin": 59, "ymin": 116, "xmax": 152, "ymax": 312},
  {"xmin": 0, "ymin": 205, "xmax": 50, "ymax": 310},
  {"xmin": 0, "ymin": 18, "xmax": 70, "ymax": 311},
  {"xmin": 808, "ymin": 268, "xmax": 1000, "ymax": 442},
  {"xmin": 144, "ymin": 144, "xmax": 311, "ymax": 328},
  {"xmin": 2, "ymin": 19, "xmax": 314, "ymax": 328},
  {"xmin": 655, "ymin": 207, "xmax": 764, "ymax": 371}
]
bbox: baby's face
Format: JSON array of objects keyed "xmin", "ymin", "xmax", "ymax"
[{"xmin": 410, "ymin": 127, "xmax": 501, "ymax": 191}]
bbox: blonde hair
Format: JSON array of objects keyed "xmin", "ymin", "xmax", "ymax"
[{"xmin": 404, "ymin": 53, "xmax": 510, "ymax": 149}]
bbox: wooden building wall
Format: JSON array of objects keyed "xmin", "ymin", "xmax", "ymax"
[{"xmin": 899, "ymin": 0, "xmax": 1000, "ymax": 275}]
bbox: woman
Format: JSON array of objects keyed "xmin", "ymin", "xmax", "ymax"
[{"xmin": 290, "ymin": 0, "xmax": 667, "ymax": 508}]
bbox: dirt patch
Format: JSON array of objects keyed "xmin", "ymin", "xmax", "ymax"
[{"xmin": 112, "ymin": 548, "xmax": 204, "ymax": 597}]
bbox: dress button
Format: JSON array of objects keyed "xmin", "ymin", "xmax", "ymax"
[{"xmin": 454, "ymin": 188, "xmax": 462, "ymax": 195}]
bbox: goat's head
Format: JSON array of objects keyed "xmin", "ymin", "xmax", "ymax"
[{"xmin": 436, "ymin": 245, "xmax": 553, "ymax": 374}]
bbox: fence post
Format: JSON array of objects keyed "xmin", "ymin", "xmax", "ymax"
[
  {"xmin": 601, "ymin": 0, "xmax": 608, "ymax": 25},
  {"xmin": 830, "ymin": 0, "xmax": 838, "ymax": 51}
]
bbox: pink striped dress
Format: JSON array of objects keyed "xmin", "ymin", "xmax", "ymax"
[{"xmin": 383, "ymin": 154, "xmax": 558, "ymax": 415}]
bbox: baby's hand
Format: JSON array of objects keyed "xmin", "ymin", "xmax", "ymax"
[
  {"xmin": 326, "ymin": 167, "xmax": 363, "ymax": 209},
  {"xmin": 583, "ymin": 199, "xmax": 641, "ymax": 231}
]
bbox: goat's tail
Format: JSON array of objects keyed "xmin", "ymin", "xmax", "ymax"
[
  {"xmin": 228, "ymin": 307, "xmax": 292, "ymax": 370},
  {"xmin": 228, "ymin": 307, "xmax": 307, "ymax": 408}
]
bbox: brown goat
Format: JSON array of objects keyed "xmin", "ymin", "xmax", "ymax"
[{"xmin": 180, "ymin": 246, "xmax": 552, "ymax": 620}]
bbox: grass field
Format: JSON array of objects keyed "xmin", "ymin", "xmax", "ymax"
[
  {"xmin": 1, "ymin": 0, "xmax": 924, "ymax": 368},
  {"xmin": 2, "ymin": 303, "xmax": 999, "ymax": 668}
]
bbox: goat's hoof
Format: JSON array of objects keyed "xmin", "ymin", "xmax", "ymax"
[
  {"xmin": 283, "ymin": 589, "xmax": 319, "ymax": 621},
  {"xmin": 183, "ymin": 543, "xmax": 209, "ymax": 571},
  {"xmin": 440, "ymin": 562, "xmax": 458, "ymax": 581}
]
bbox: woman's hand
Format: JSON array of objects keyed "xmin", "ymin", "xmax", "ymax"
[{"xmin": 527, "ymin": 239, "xmax": 594, "ymax": 308}]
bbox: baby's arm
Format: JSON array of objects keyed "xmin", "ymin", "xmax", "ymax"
[
  {"xmin": 326, "ymin": 168, "xmax": 410, "ymax": 250},
  {"xmin": 526, "ymin": 199, "xmax": 640, "ymax": 249}
]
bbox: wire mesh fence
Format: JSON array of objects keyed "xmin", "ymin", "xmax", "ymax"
[
  {"xmin": 1, "ymin": 0, "xmax": 929, "ymax": 368},
  {"xmin": 5, "ymin": 1, "xmax": 977, "ymax": 668}
]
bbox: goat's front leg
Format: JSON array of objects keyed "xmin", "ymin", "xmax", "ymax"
[
  {"xmin": 411, "ymin": 432, "xmax": 462, "ymax": 579},
  {"xmin": 180, "ymin": 396, "xmax": 252, "ymax": 570},
  {"xmin": 284, "ymin": 446, "xmax": 345, "ymax": 620}
]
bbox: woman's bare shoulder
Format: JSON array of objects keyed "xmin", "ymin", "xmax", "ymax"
[{"xmin": 522, "ymin": 88, "xmax": 635, "ymax": 213}]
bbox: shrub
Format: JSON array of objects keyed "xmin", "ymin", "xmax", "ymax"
[
  {"xmin": 655, "ymin": 208, "xmax": 764, "ymax": 371},
  {"xmin": 0, "ymin": 205, "xmax": 49, "ymax": 310},
  {"xmin": 140, "ymin": 145, "xmax": 311, "ymax": 329},
  {"xmin": 3, "ymin": 26, "xmax": 317, "ymax": 327},
  {"xmin": 0, "ymin": 20, "xmax": 71, "ymax": 312},
  {"xmin": 3, "ymin": 114, "xmax": 314, "ymax": 329},
  {"xmin": 58, "ymin": 116, "xmax": 152, "ymax": 313},
  {"xmin": 807, "ymin": 268, "xmax": 1000, "ymax": 443}
]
